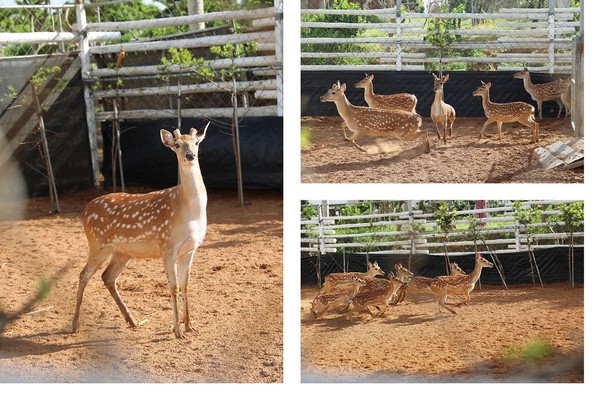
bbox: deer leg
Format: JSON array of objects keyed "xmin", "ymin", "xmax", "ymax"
[
  {"xmin": 556, "ymin": 98, "xmax": 564, "ymax": 118},
  {"xmin": 521, "ymin": 118, "xmax": 539, "ymax": 143},
  {"xmin": 479, "ymin": 119, "xmax": 494, "ymax": 139},
  {"xmin": 101, "ymin": 253, "xmax": 137, "ymax": 328},
  {"xmin": 177, "ymin": 250, "xmax": 196, "ymax": 333},
  {"xmin": 163, "ymin": 252, "xmax": 184, "ymax": 339},
  {"xmin": 443, "ymin": 118, "xmax": 448, "ymax": 145},
  {"xmin": 72, "ymin": 246, "xmax": 112, "ymax": 333},
  {"xmin": 537, "ymin": 100, "xmax": 543, "ymax": 120},
  {"xmin": 433, "ymin": 119, "xmax": 442, "ymax": 140},
  {"xmin": 344, "ymin": 130, "xmax": 368, "ymax": 152},
  {"xmin": 496, "ymin": 121, "xmax": 503, "ymax": 140}
]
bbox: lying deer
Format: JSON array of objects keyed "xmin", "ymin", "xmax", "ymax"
[
  {"xmin": 319, "ymin": 261, "xmax": 383, "ymax": 295},
  {"xmin": 391, "ymin": 262, "xmax": 465, "ymax": 305},
  {"xmin": 72, "ymin": 124, "xmax": 210, "ymax": 339},
  {"xmin": 352, "ymin": 266, "xmax": 413, "ymax": 317},
  {"xmin": 473, "ymin": 81, "xmax": 539, "ymax": 143},
  {"xmin": 428, "ymin": 253, "xmax": 494, "ymax": 315},
  {"xmin": 513, "ymin": 68, "xmax": 571, "ymax": 119},
  {"xmin": 430, "ymin": 73, "xmax": 456, "ymax": 145},
  {"xmin": 354, "ymin": 74, "xmax": 418, "ymax": 113},
  {"xmin": 311, "ymin": 276, "xmax": 367, "ymax": 319},
  {"xmin": 320, "ymin": 82, "xmax": 430, "ymax": 154}
]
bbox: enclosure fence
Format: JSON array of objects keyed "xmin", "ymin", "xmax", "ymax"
[
  {"xmin": 0, "ymin": 0, "xmax": 283, "ymax": 189},
  {"xmin": 301, "ymin": 200, "xmax": 584, "ymax": 256},
  {"xmin": 301, "ymin": 0, "xmax": 581, "ymax": 73}
]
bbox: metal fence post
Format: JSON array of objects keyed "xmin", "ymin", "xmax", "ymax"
[
  {"xmin": 275, "ymin": 0, "xmax": 283, "ymax": 116},
  {"xmin": 75, "ymin": 0, "xmax": 101, "ymax": 187}
]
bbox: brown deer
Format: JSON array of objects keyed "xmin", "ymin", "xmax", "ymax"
[
  {"xmin": 430, "ymin": 73, "xmax": 456, "ymax": 145},
  {"xmin": 472, "ymin": 81, "xmax": 539, "ymax": 143},
  {"xmin": 352, "ymin": 266, "xmax": 413, "ymax": 317},
  {"xmin": 72, "ymin": 124, "xmax": 210, "ymax": 339},
  {"xmin": 320, "ymin": 82, "xmax": 430, "ymax": 154},
  {"xmin": 354, "ymin": 74, "xmax": 418, "ymax": 113},
  {"xmin": 428, "ymin": 253, "xmax": 494, "ymax": 315},
  {"xmin": 311, "ymin": 276, "xmax": 367, "ymax": 319},
  {"xmin": 319, "ymin": 261, "xmax": 384, "ymax": 295},
  {"xmin": 391, "ymin": 262, "xmax": 465, "ymax": 305},
  {"xmin": 513, "ymin": 68, "xmax": 571, "ymax": 119}
]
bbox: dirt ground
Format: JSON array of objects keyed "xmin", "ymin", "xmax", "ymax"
[
  {"xmin": 0, "ymin": 187, "xmax": 282, "ymax": 383},
  {"xmin": 301, "ymin": 116, "xmax": 583, "ymax": 183},
  {"xmin": 301, "ymin": 283, "xmax": 583, "ymax": 383}
]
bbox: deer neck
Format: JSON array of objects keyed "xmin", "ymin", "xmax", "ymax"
[
  {"xmin": 363, "ymin": 81, "xmax": 375, "ymax": 101},
  {"xmin": 434, "ymin": 88, "xmax": 444, "ymax": 105},
  {"xmin": 467, "ymin": 259, "xmax": 485, "ymax": 285},
  {"xmin": 521, "ymin": 74, "xmax": 535, "ymax": 92},
  {"xmin": 333, "ymin": 95, "xmax": 355, "ymax": 121},
  {"xmin": 479, "ymin": 91, "xmax": 492, "ymax": 114},
  {"xmin": 176, "ymin": 162, "xmax": 207, "ymax": 214}
]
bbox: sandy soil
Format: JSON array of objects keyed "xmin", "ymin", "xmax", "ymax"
[
  {"xmin": 301, "ymin": 116, "xmax": 583, "ymax": 183},
  {"xmin": 0, "ymin": 188, "xmax": 282, "ymax": 383},
  {"xmin": 301, "ymin": 283, "xmax": 583, "ymax": 383}
]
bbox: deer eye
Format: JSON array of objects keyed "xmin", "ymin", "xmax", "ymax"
[{"xmin": 175, "ymin": 143, "xmax": 181, "ymax": 149}]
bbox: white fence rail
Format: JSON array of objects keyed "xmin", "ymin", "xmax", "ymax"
[
  {"xmin": 300, "ymin": 201, "xmax": 584, "ymax": 255},
  {"xmin": 301, "ymin": 3, "xmax": 581, "ymax": 73}
]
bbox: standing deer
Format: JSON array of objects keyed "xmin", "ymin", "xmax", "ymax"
[
  {"xmin": 72, "ymin": 123, "xmax": 210, "ymax": 339},
  {"xmin": 352, "ymin": 266, "xmax": 413, "ymax": 317},
  {"xmin": 430, "ymin": 73, "xmax": 456, "ymax": 145},
  {"xmin": 320, "ymin": 82, "xmax": 430, "ymax": 154},
  {"xmin": 427, "ymin": 253, "xmax": 494, "ymax": 315},
  {"xmin": 354, "ymin": 74, "xmax": 418, "ymax": 113},
  {"xmin": 473, "ymin": 81, "xmax": 539, "ymax": 143},
  {"xmin": 318, "ymin": 261, "xmax": 384, "ymax": 295},
  {"xmin": 513, "ymin": 68, "xmax": 571, "ymax": 119},
  {"xmin": 311, "ymin": 276, "xmax": 367, "ymax": 319}
]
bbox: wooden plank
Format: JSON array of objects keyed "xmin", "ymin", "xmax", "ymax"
[{"xmin": 534, "ymin": 140, "xmax": 584, "ymax": 169}]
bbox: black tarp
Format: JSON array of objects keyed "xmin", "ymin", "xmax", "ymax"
[
  {"xmin": 301, "ymin": 247, "xmax": 584, "ymax": 286},
  {"xmin": 101, "ymin": 116, "xmax": 283, "ymax": 189},
  {"xmin": 301, "ymin": 70, "xmax": 569, "ymax": 118},
  {"xmin": 11, "ymin": 70, "xmax": 94, "ymax": 196}
]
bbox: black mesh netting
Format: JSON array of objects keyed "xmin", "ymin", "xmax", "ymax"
[
  {"xmin": 302, "ymin": 71, "xmax": 569, "ymax": 118},
  {"xmin": 301, "ymin": 247, "xmax": 583, "ymax": 286},
  {"xmin": 101, "ymin": 117, "xmax": 283, "ymax": 190}
]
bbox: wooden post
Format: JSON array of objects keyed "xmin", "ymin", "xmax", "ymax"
[
  {"xmin": 75, "ymin": 1, "xmax": 101, "ymax": 187},
  {"xmin": 395, "ymin": 0, "xmax": 403, "ymax": 71},
  {"xmin": 274, "ymin": 0, "xmax": 283, "ymax": 116},
  {"xmin": 548, "ymin": 0, "xmax": 556, "ymax": 73}
]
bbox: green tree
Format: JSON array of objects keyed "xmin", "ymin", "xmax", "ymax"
[
  {"xmin": 513, "ymin": 201, "xmax": 543, "ymax": 287},
  {"xmin": 434, "ymin": 201, "xmax": 457, "ymax": 272},
  {"xmin": 558, "ymin": 201, "xmax": 583, "ymax": 288}
]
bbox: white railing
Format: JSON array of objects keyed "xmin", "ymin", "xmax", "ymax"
[
  {"xmin": 301, "ymin": 201, "xmax": 584, "ymax": 255},
  {"xmin": 301, "ymin": 4, "xmax": 581, "ymax": 73}
]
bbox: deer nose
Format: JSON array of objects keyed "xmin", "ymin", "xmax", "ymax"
[{"xmin": 185, "ymin": 152, "xmax": 195, "ymax": 161}]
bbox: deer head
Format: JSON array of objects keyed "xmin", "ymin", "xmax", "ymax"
[
  {"xmin": 354, "ymin": 74, "xmax": 374, "ymax": 89},
  {"xmin": 472, "ymin": 81, "xmax": 491, "ymax": 97},
  {"xmin": 432, "ymin": 73, "xmax": 449, "ymax": 92},
  {"xmin": 160, "ymin": 123, "xmax": 209, "ymax": 166},
  {"xmin": 320, "ymin": 82, "xmax": 347, "ymax": 103}
]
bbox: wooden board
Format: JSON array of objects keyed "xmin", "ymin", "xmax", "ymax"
[{"xmin": 534, "ymin": 139, "xmax": 584, "ymax": 169}]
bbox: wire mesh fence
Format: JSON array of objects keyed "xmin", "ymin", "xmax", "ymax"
[
  {"xmin": 1, "ymin": 0, "xmax": 283, "ymax": 190},
  {"xmin": 301, "ymin": 0, "xmax": 581, "ymax": 73}
]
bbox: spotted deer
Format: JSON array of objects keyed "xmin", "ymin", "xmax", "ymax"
[
  {"xmin": 352, "ymin": 266, "xmax": 413, "ymax": 317},
  {"xmin": 390, "ymin": 262, "xmax": 465, "ymax": 305},
  {"xmin": 311, "ymin": 276, "xmax": 367, "ymax": 319},
  {"xmin": 72, "ymin": 124, "xmax": 210, "ymax": 339},
  {"xmin": 430, "ymin": 73, "xmax": 456, "ymax": 145},
  {"xmin": 319, "ymin": 261, "xmax": 383, "ymax": 295},
  {"xmin": 428, "ymin": 253, "xmax": 494, "ymax": 315},
  {"xmin": 513, "ymin": 68, "xmax": 571, "ymax": 119},
  {"xmin": 320, "ymin": 82, "xmax": 430, "ymax": 154},
  {"xmin": 473, "ymin": 81, "xmax": 539, "ymax": 143},
  {"xmin": 354, "ymin": 74, "xmax": 418, "ymax": 113}
]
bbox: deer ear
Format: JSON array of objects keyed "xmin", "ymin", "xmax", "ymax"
[
  {"xmin": 369, "ymin": 74, "xmax": 374, "ymax": 80},
  {"xmin": 160, "ymin": 129, "xmax": 176, "ymax": 148},
  {"xmin": 486, "ymin": 82, "xmax": 492, "ymax": 88},
  {"xmin": 443, "ymin": 74, "xmax": 449, "ymax": 82},
  {"xmin": 195, "ymin": 121, "xmax": 210, "ymax": 143},
  {"xmin": 432, "ymin": 73, "xmax": 438, "ymax": 80},
  {"xmin": 340, "ymin": 83, "xmax": 346, "ymax": 91}
]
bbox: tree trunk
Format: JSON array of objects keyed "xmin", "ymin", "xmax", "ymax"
[{"xmin": 187, "ymin": 0, "xmax": 205, "ymax": 31}]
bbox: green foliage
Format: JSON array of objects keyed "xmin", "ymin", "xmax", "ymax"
[
  {"xmin": 301, "ymin": 0, "xmax": 385, "ymax": 66},
  {"xmin": 301, "ymin": 200, "xmax": 317, "ymax": 220},
  {"xmin": 210, "ymin": 42, "xmax": 258, "ymax": 79},
  {"xmin": 559, "ymin": 202, "xmax": 584, "ymax": 233},
  {"xmin": 31, "ymin": 65, "xmax": 61, "ymax": 88},
  {"xmin": 504, "ymin": 337, "xmax": 554, "ymax": 365},
  {"xmin": 159, "ymin": 47, "xmax": 215, "ymax": 81},
  {"xmin": 513, "ymin": 201, "xmax": 543, "ymax": 236},
  {"xmin": 434, "ymin": 201, "xmax": 458, "ymax": 237}
]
